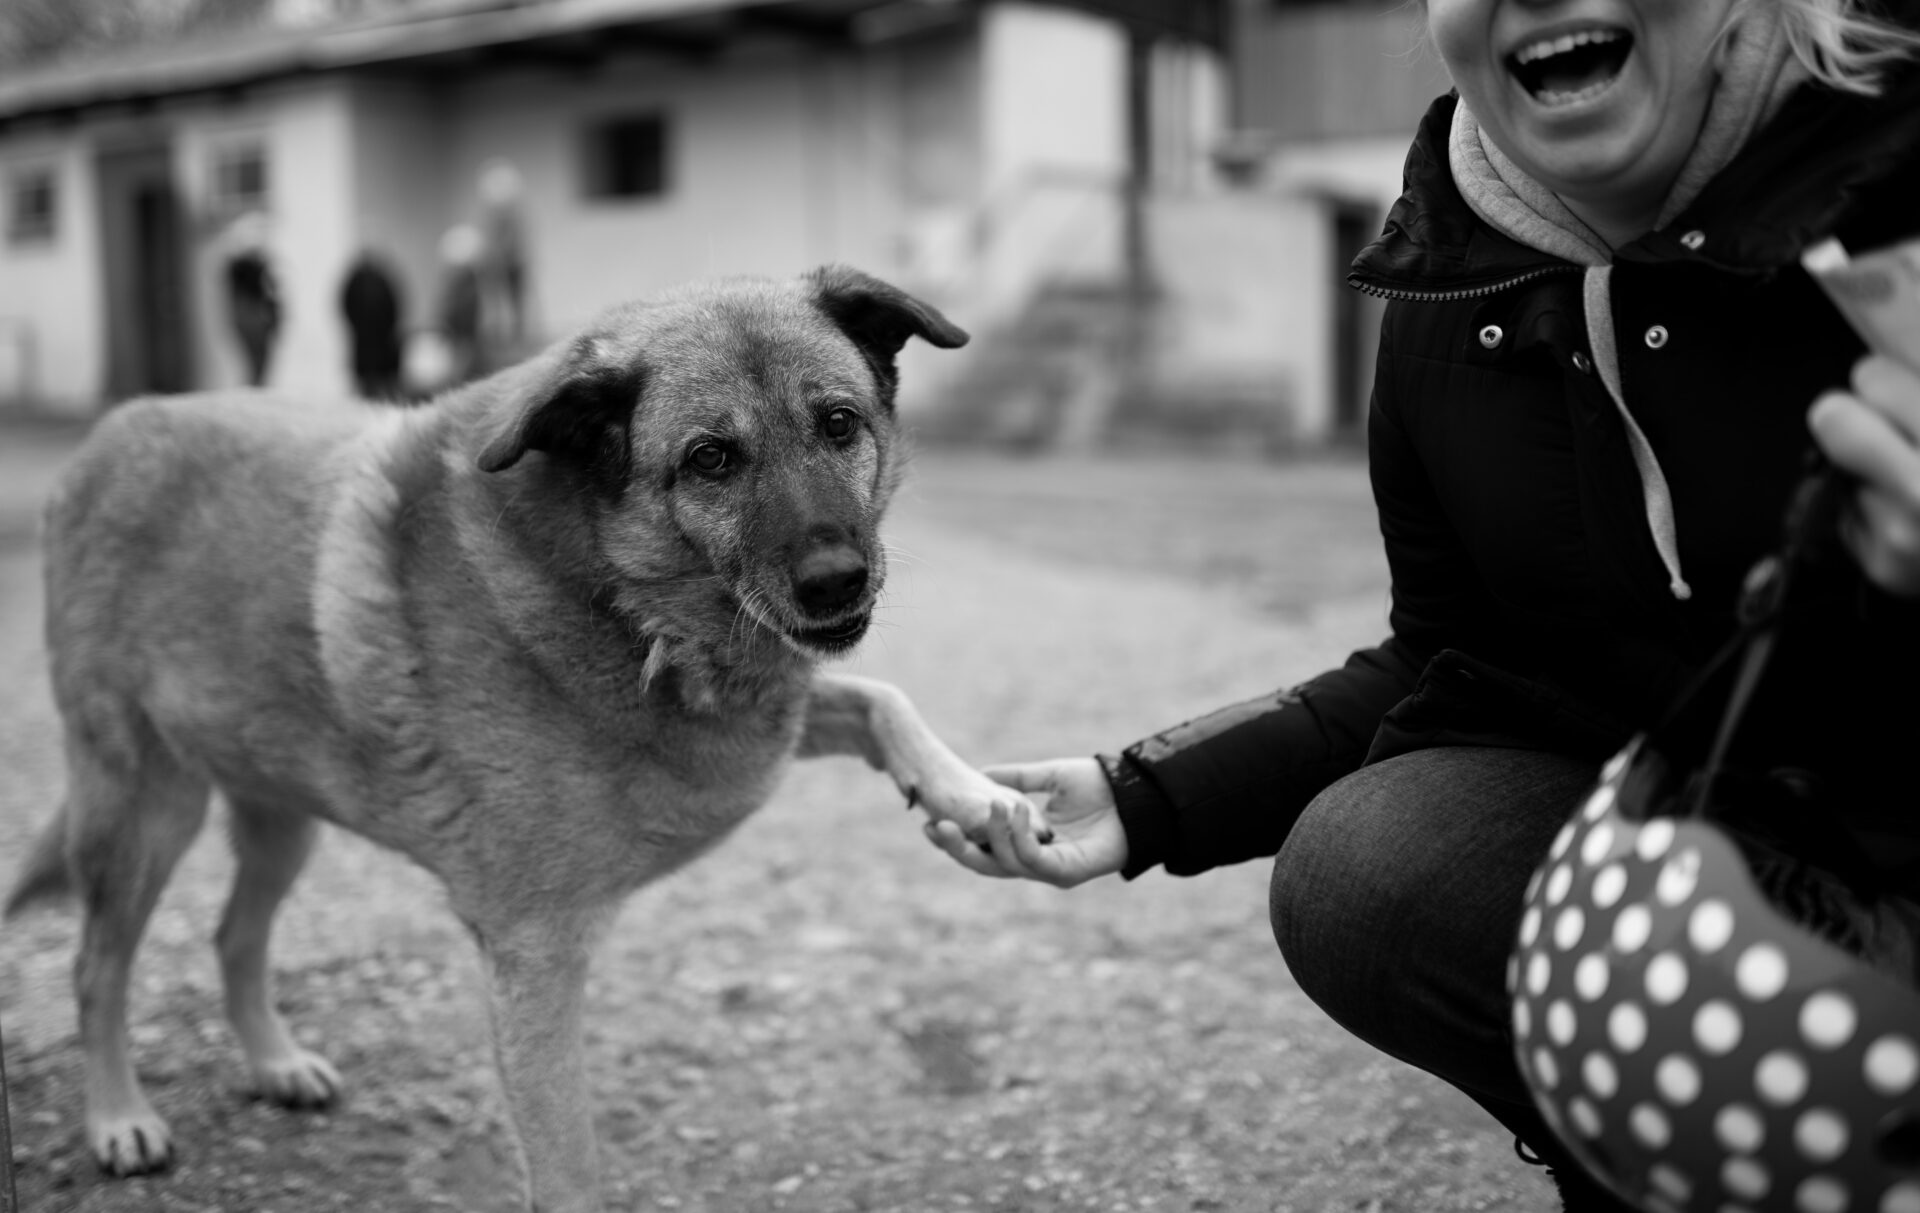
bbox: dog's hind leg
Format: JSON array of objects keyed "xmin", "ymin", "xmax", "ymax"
[
  {"xmin": 216, "ymin": 802, "xmax": 342, "ymax": 1108},
  {"xmin": 473, "ymin": 912, "xmax": 605, "ymax": 1213},
  {"xmin": 65, "ymin": 735, "xmax": 211, "ymax": 1176}
]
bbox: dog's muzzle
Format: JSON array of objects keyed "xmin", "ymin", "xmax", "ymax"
[
  {"xmin": 783, "ymin": 543, "xmax": 872, "ymax": 654},
  {"xmin": 791, "ymin": 545, "xmax": 868, "ymax": 617},
  {"xmin": 786, "ymin": 612, "xmax": 871, "ymax": 654}
]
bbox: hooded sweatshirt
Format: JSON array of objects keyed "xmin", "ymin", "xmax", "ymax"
[{"xmin": 1447, "ymin": 4, "xmax": 1807, "ymax": 601}]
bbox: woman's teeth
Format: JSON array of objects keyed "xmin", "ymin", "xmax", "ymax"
[
  {"xmin": 1513, "ymin": 28, "xmax": 1624, "ymax": 66},
  {"xmin": 1509, "ymin": 28, "xmax": 1632, "ymax": 105}
]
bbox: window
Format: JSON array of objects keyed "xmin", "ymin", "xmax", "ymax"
[
  {"xmin": 209, "ymin": 142, "xmax": 270, "ymax": 218},
  {"xmin": 582, "ymin": 114, "xmax": 670, "ymax": 201},
  {"xmin": 7, "ymin": 167, "xmax": 56, "ymax": 245}
]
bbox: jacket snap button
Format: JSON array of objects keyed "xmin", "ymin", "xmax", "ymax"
[
  {"xmin": 1572, "ymin": 351, "xmax": 1592, "ymax": 374},
  {"xmin": 1680, "ymin": 230, "xmax": 1706, "ymax": 251},
  {"xmin": 1645, "ymin": 325, "xmax": 1669, "ymax": 350},
  {"xmin": 1478, "ymin": 324, "xmax": 1504, "ymax": 349}
]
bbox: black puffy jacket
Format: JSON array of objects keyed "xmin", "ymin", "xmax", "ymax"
[{"xmin": 1104, "ymin": 56, "xmax": 1920, "ymax": 883}]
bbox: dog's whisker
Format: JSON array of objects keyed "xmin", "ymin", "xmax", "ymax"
[{"xmin": 738, "ymin": 589, "xmax": 811, "ymax": 660}]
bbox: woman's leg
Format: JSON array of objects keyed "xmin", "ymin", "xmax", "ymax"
[{"xmin": 1270, "ymin": 746, "xmax": 1636, "ymax": 1212}]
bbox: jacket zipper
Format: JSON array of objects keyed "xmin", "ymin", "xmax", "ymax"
[{"xmin": 1347, "ymin": 264, "xmax": 1580, "ymax": 303}]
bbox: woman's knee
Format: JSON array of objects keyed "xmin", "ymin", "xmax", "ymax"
[
  {"xmin": 1268, "ymin": 747, "xmax": 1598, "ymax": 1092},
  {"xmin": 1271, "ymin": 748, "xmax": 1593, "ymax": 971},
  {"xmin": 1269, "ymin": 764, "xmax": 1419, "ymax": 1030}
]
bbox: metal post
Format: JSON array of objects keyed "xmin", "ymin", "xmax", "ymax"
[
  {"xmin": 0, "ymin": 1009, "xmax": 15, "ymax": 1213},
  {"xmin": 1122, "ymin": 26, "xmax": 1154, "ymax": 303}
]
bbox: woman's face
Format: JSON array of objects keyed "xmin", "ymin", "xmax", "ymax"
[{"xmin": 1428, "ymin": 0, "xmax": 1738, "ymax": 233}]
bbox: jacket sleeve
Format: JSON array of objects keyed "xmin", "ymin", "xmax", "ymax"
[
  {"xmin": 1105, "ymin": 301, "xmax": 1500, "ymax": 879},
  {"xmin": 1100, "ymin": 637, "xmax": 1424, "ymax": 878}
]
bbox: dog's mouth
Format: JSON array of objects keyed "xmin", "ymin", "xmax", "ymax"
[
  {"xmin": 785, "ymin": 611, "xmax": 872, "ymax": 655},
  {"xmin": 1508, "ymin": 28, "xmax": 1633, "ymax": 107}
]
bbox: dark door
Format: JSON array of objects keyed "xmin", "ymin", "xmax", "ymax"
[
  {"xmin": 1330, "ymin": 200, "xmax": 1382, "ymax": 438},
  {"xmin": 97, "ymin": 144, "xmax": 193, "ymax": 400}
]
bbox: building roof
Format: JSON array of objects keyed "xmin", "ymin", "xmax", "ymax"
[{"xmin": 0, "ymin": 0, "xmax": 1224, "ymax": 125}]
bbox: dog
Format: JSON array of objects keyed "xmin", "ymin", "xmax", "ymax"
[{"xmin": 4, "ymin": 265, "xmax": 1038, "ymax": 1212}]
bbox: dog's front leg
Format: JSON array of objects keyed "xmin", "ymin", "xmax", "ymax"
[
  {"xmin": 474, "ymin": 914, "xmax": 604, "ymax": 1213},
  {"xmin": 798, "ymin": 672, "xmax": 1043, "ymax": 842}
]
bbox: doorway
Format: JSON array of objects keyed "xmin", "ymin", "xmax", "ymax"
[
  {"xmin": 1330, "ymin": 198, "xmax": 1383, "ymax": 438},
  {"xmin": 97, "ymin": 143, "xmax": 193, "ymax": 400}
]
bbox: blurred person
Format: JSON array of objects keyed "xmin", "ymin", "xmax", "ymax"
[
  {"xmin": 925, "ymin": 2, "xmax": 1920, "ymax": 1210},
  {"xmin": 426, "ymin": 222, "xmax": 484, "ymax": 392},
  {"xmin": 476, "ymin": 156, "xmax": 530, "ymax": 361},
  {"xmin": 221, "ymin": 211, "xmax": 281, "ymax": 388},
  {"xmin": 338, "ymin": 251, "xmax": 404, "ymax": 400}
]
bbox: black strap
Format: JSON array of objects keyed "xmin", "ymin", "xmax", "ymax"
[{"xmin": 1647, "ymin": 459, "xmax": 1849, "ymax": 816}]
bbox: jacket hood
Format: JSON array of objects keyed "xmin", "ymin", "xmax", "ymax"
[{"xmin": 1352, "ymin": 28, "xmax": 1920, "ymax": 298}]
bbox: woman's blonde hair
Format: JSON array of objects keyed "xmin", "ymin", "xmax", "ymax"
[{"xmin": 1770, "ymin": 0, "xmax": 1920, "ymax": 94}]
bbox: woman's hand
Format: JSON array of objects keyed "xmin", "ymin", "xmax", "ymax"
[
  {"xmin": 923, "ymin": 757, "xmax": 1128, "ymax": 888},
  {"xmin": 1809, "ymin": 354, "xmax": 1920, "ymax": 597}
]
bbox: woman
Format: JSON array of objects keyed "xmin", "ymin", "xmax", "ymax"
[{"xmin": 927, "ymin": 2, "xmax": 1920, "ymax": 1209}]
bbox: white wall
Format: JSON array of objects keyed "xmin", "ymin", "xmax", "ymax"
[
  {"xmin": 1151, "ymin": 38, "xmax": 1229, "ymax": 194},
  {"xmin": 1148, "ymin": 191, "xmax": 1334, "ymax": 440},
  {"xmin": 980, "ymin": 3, "xmax": 1126, "ymax": 195},
  {"xmin": 166, "ymin": 79, "xmax": 356, "ymax": 397},
  {"xmin": 969, "ymin": 3, "xmax": 1127, "ymax": 318},
  {"xmin": 0, "ymin": 134, "xmax": 104, "ymax": 412},
  {"xmin": 246, "ymin": 80, "xmax": 356, "ymax": 396},
  {"xmin": 349, "ymin": 76, "xmax": 454, "ymax": 347},
  {"xmin": 1266, "ymin": 136, "xmax": 1412, "ymax": 218},
  {"xmin": 430, "ymin": 42, "xmax": 924, "ymax": 343}
]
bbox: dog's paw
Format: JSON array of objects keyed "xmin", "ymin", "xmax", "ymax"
[
  {"xmin": 251, "ymin": 1047, "xmax": 343, "ymax": 1108},
  {"xmin": 912, "ymin": 763, "xmax": 1052, "ymax": 846},
  {"xmin": 88, "ymin": 1106, "xmax": 174, "ymax": 1176}
]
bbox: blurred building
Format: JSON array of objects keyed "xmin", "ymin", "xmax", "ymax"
[
  {"xmin": 0, "ymin": 0, "xmax": 1227, "ymax": 416},
  {"xmin": 0, "ymin": 0, "xmax": 1453, "ymax": 450},
  {"xmin": 1212, "ymin": 0, "xmax": 1453, "ymax": 440}
]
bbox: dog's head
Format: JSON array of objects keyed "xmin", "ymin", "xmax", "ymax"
[{"xmin": 472, "ymin": 266, "xmax": 967, "ymax": 669}]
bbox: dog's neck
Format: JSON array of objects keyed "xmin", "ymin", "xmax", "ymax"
[
  {"xmin": 450, "ymin": 469, "xmax": 817, "ymax": 718},
  {"xmin": 598, "ymin": 579, "xmax": 820, "ymax": 716}
]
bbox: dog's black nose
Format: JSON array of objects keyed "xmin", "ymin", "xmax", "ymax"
[{"xmin": 792, "ymin": 547, "xmax": 868, "ymax": 616}]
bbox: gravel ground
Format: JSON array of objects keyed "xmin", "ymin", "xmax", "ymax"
[{"xmin": 0, "ymin": 426, "xmax": 1556, "ymax": 1213}]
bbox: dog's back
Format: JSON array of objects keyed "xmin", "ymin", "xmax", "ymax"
[{"xmin": 44, "ymin": 395, "xmax": 378, "ymax": 798}]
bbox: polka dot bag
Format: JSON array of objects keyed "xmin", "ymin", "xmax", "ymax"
[{"xmin": 1509, "ymin": 470, "xmax": 1920, "ymax": 1213}]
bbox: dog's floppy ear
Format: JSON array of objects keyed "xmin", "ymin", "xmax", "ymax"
[
  {"xmin": 808, "ymin": 265, "xmax": 968, "ymax": 404},
  {"xmin": 477, "ymin": 335, "xmax": 644, "ymax": 474}
]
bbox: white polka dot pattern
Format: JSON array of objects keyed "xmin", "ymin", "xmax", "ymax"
[
  {"xmin": 1863, "ymin": 1036, "xmax": 1918, "ymax": 1097},
  {"xmin": 1575, "ymin": 953, "xmax": 1610, "ymax": 1001},
  {"xmin": 1690, "ymin": 900, "xmax": 1736, "ymax": 954},
  {"xmin": 1757, "ymin": 1051, "xmax": 1810, "ymax": 1107},
  {"xmin": 1647, "ymin": 952, "xmax": 1690, "ymax": 1005},
  {"xmin": 1509, "ymin": 742, "xmax": 1920, "ymax": 1213},
  {"xmin": 1593, "ymin": 863, "xmax": 1628, "ymax": 909},
  {"xmin": 1799, "ymin": 993, "xmax": 1856, "ymax": 1051},
  {"xmin": 1716, "ymin": 1103, "xmax": 1765, "ymax": 1153},
  {"xmin": 1738, "ymin": 945, "xmax": 1791, "ymax": 1002},
  {"xmin": 1883, "ymin": 1182, "xmax": 1920, "ymax": 1213}
]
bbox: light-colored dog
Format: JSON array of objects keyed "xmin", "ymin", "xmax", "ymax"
[{"xmin": 4, "ymin": 266, "xmax": 1033, "ymax": 1212}]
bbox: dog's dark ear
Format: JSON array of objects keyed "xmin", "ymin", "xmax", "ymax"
[
  {"xmin": 477, "ymin": 336, "xmax": 644, "ymax": 474},
  {"xmin": 808, "ymin": 265, "xmax": 968, "ymax": 405}
]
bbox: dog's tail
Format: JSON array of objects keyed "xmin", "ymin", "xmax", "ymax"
[{"xmin": 4, "ymin": 803, "xmax": 73, "ymax": 919}]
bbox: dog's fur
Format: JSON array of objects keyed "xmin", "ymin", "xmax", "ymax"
[{"xmin": 4, "ymin": 266, "xmax": 1029, "ymax": 1212}]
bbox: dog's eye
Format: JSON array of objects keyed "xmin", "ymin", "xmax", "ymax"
[
  {"xmin": 823, "ymin": 408, "xmax": 858, "ymax": 441},
  {"xmin": 688, "ymin": 444, "xmax": 729, "ymax": 474}
]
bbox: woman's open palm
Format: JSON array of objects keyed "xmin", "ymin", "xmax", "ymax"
[{"xmin": 923, "ymin": 757, "xmax": 1128, "ymax": 888}]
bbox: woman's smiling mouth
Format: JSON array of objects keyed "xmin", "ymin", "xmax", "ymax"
[{"xmin": 1508, "ymin": 28, "xmax": 1635, "ymax": 106}]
